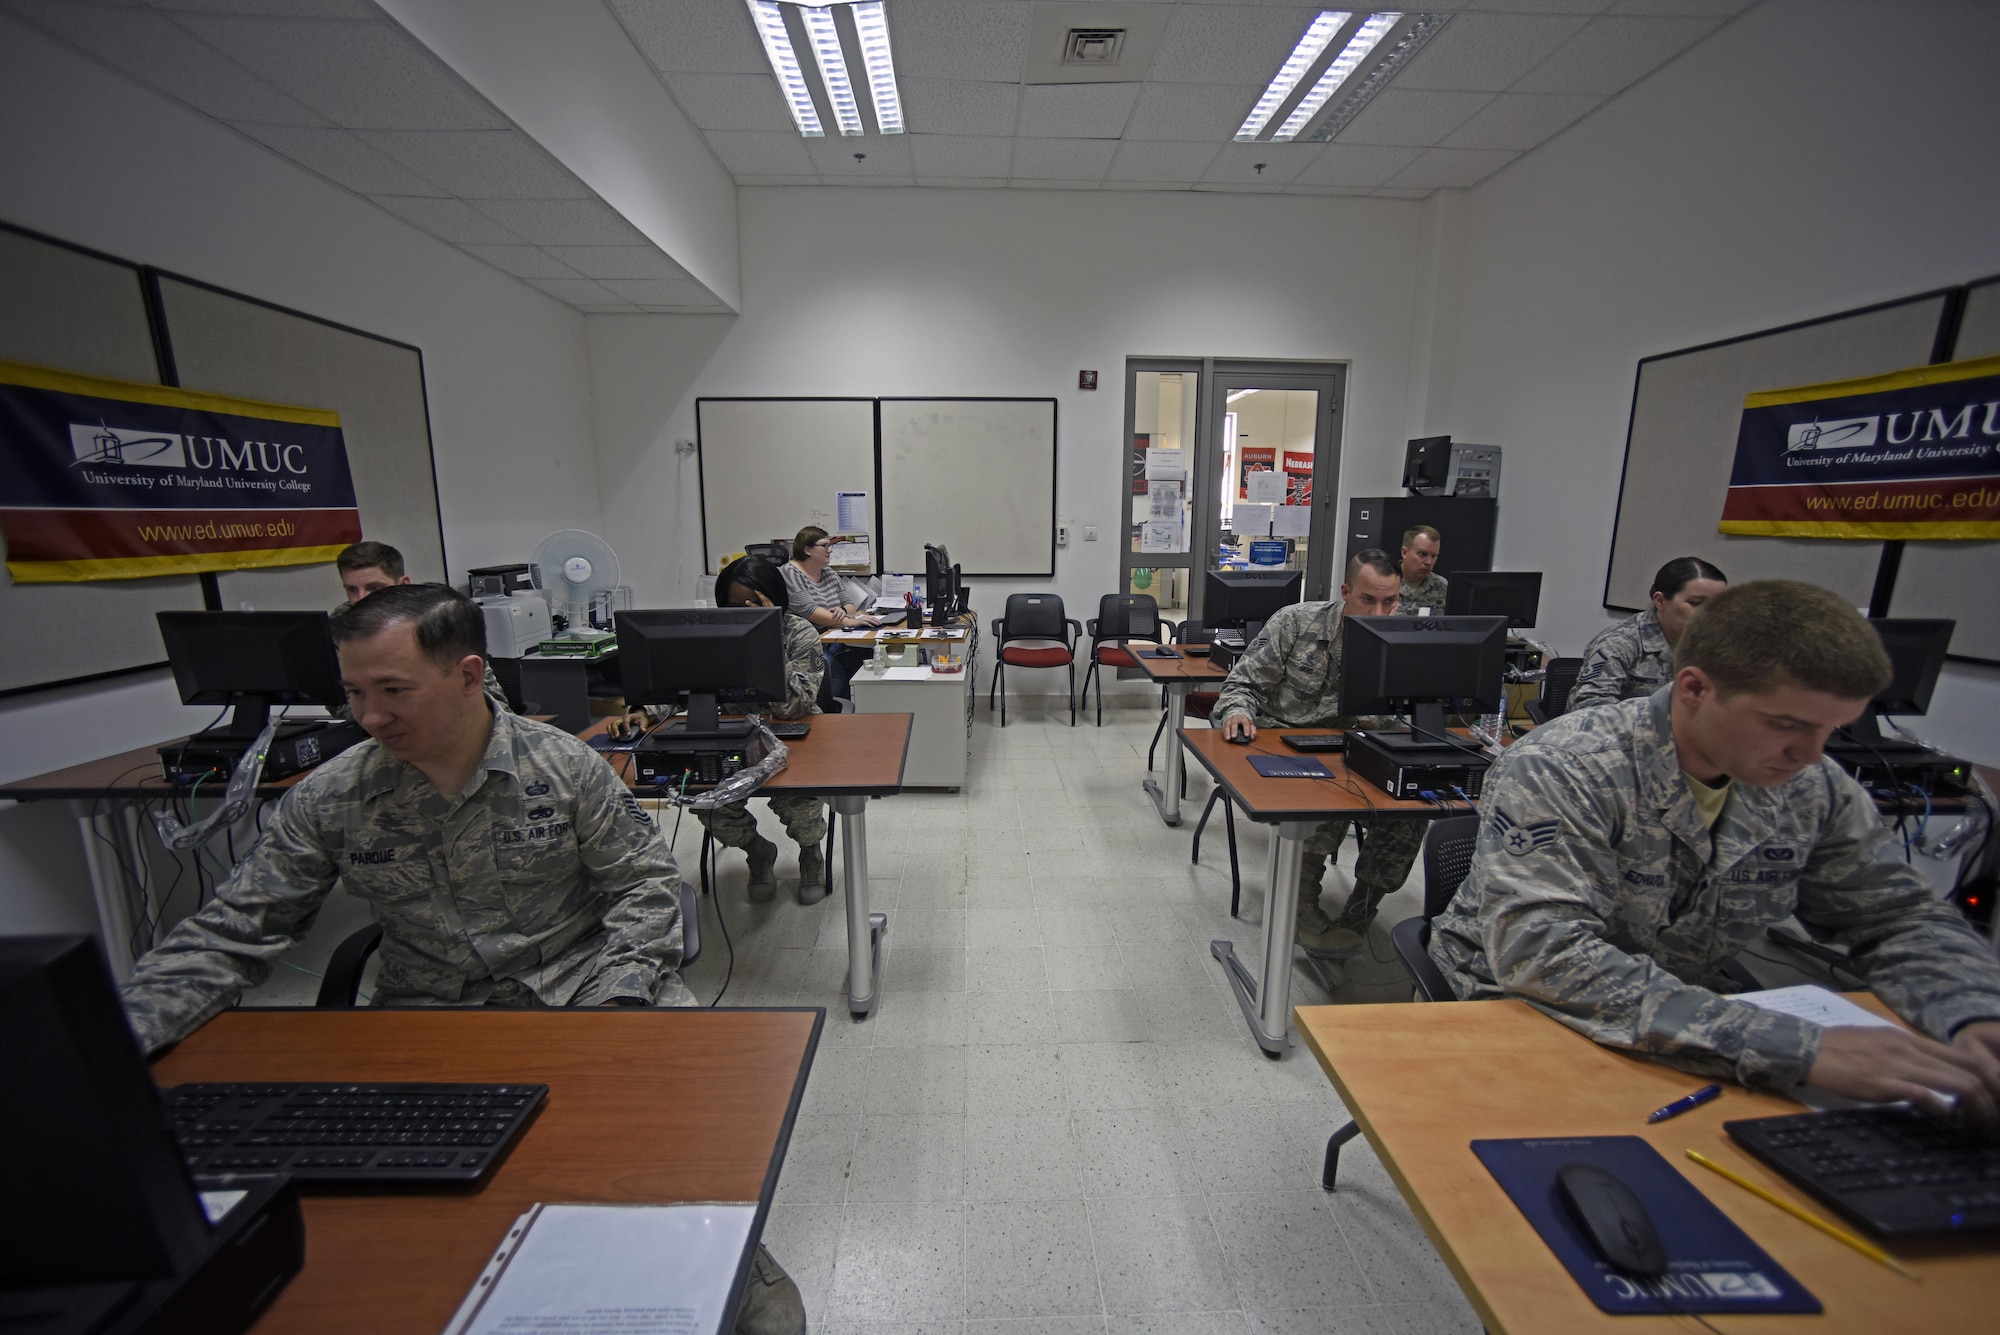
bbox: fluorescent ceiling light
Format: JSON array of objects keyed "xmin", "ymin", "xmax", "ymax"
[
  {"xmin": 801, "ymin": 4, "xmax": 864, "ymax": 136},
  {"xmin": 748, "ymin": 0, "xmax": 823, "ymax": 137},
  {"xmin": 1272, "ymin": 11, "xmax": 1399, "ymax": 142},
  {"xmin": 1235, "ymin": 11, "xmax": 1349, "ymax": 143},
  {"xmin": 851, "ymin": 1, "xmax": 903, "ymax": 135}
]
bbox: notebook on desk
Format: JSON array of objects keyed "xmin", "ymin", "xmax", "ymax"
[{"xmin": 1247, "ymin": 755, "xmax": 1331, "ymax": 779}]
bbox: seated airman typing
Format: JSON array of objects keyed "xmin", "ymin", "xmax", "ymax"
[{"xmin": 1429, "ymin": 580, "xmax": 2000, "ymax": 1118}]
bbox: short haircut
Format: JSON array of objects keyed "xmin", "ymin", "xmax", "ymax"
[
  {"xmin": 792, "ymin": 526, "xmax": 829, "ymax": 560},
  {"xmin": 335, "ymin": 540, "xmax": 405, "ymax": 578},
  {"xmin": 329, "ymin": 583, "xmax": 487, "ymax": 668},
  {"xmin": 1650, "ymin": 555, "xmax": 1727, "ymax": 600},
  {"xmin": 1401, "ymin": 525, "xmax": 1441, "ymax": 550},
  {"xmin": 1346, "ymin": 548, "xmax": 1401, "ymax": 585},
  {"xmin": 1674, "ymin": 580, "xmax": 1890, "ymax": 700},
  {"xmin": 716, "ymin": 555, "xmax": 788, "ymax": 609}
]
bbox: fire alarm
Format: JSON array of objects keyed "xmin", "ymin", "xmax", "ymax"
[{"xmin": 1078, "ymin": 370, "xmax": 1098, "ymax": 390}]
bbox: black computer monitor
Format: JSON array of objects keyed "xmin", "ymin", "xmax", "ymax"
[
  {"xmin": 615, "ymin": 608, "xmax": 786, "ymax": 737},
  {"xmin": 1205, "ymin": 569, "xmax": 1302, "ymax": 632},
  {"xmin": 924, "ymin": 542, "xmax": 960, "ymax": 621},
  {"xmin": 1402, "ymin": 436, "xmax": 1453, "ymax": 496},
  {"xmin": 1341, "ymin": 614, "xmax": 1509, "ymax": 744},
  {"xmin": 1840, "ymin": 618, "xmax": 1955, "ymax": 746},
  {"xmin": 1444, "ymin": 571, "xmax": 1543, "ymax": 628},
  {"xmin": 156, "ymin": 611, "xmax": 345, "ymax": 740}
]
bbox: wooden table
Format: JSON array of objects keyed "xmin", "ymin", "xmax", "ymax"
[
  {"xmin": 1183, "ymin": 726, "xmax": 1476, "ymax": 1055},
  {"xmin": 1129, "ymin": 645, "xmax": 1229, "ymax": 827},
  {"xmin": 152, "ymin": 1007, "xmax": 822, "ymax": 1335},
  {"xmin": 1294, "ymin": 997, "xmax": 2000, "ymax": 1333}
]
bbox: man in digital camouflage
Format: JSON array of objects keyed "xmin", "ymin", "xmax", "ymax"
[
  {"xmin": 1214, "ymin": 549, "xmax": 1424, "ymax": 956},
  {"xmin": 332, "ymin": 539, "xmax": 512, "ymax": 715},
  {"xmin": 1568, "ymin": 555, "xmax": 1727, "ymax": 712},
  {"xmin": 122, "ymin": 584, "xmax": 693, "ymax": 1057},
  {"xmin": 1396, "ymin": 524, "xmax": 1447, "ymax": 615},
  {"xmin": 1430, "ymin": 580, "xmax": 2000, "ymax": 1116}
]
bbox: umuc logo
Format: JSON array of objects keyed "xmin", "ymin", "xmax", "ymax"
[
  {"xmin": 70, "ymin": 423, "xmax": 187, "ymax": 467},
  {"xmin": 1785, "ymin": 416, "xmax": 1879, "ymax": 451}
]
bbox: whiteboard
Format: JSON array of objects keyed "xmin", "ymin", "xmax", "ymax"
[
  {"xmin": 697, "ymin": 399, "xmax": 876, "ymax": 574},
  {"xmin": 879, "ymin": 398, "xmax": 1056, "ymax": 577}
]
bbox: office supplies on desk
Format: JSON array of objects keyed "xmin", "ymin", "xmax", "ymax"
[
  {"xmin": 1473, "ymin": 1136, "xmax": 1820, "ymax": 1314},
  {"xmin": 1648, "ymin": 1083, "xmax": 1723, "ymax": 1123},
  {"xmin": 1247, "ymin": 755, "xmax": 1331, "ymax": 778},
  {"xmin": 1722, "ymin": 1108, "xmax": 2000, "ymax": 1240},
  {"xmin": 1686, "ymin": 1150, "xmax": 1921, "ymax": 1278},
  {"xmin": 1280, "ymin": 733, "xmax": 1345, "ymax": 753},
  {"xmin": 768, "ymin": 719, "xmax": 810, "ymax": 740},
  {"xmin": 1556, "ymin": 1162, "xmax": 1666, "ymax": 1276},
  {"xmin": 1140, "ymin": 646, "xmax": 1179, "ymax": 659}
]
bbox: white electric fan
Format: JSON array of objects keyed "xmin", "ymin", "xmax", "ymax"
[{"xmin": 530, "ymin": 529, "xmax": 622, "ymax": 634}]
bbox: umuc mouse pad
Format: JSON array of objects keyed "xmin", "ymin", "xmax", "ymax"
[
  {"xmin": 1246, "ymin": 755, "xmax": 1331, "ymax": 778},
  {"xmin": 1472, "ymin": 1136, "xmax": 1820, "ymax": 1315}
]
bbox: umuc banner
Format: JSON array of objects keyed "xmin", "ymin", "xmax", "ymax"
[
  {"xmin": 0, "ymin": 360, "xmax": 361, "ymax": 582},
  {"xmin": 1720, "ymin": 353, "xmax": 2000, "ymax": 539}
]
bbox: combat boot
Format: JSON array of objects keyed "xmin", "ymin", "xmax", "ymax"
[
  {"xmin": 797, "ymin": 844, "xmax": 828, "ymax": 905},
  {"xmin": 746, "ymin": 836, "xmax": 778, "ymax": 903}
]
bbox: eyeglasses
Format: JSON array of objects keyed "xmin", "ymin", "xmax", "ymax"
[{"xmin": 812, "ymin": 540, "xmax": 834, "ymax": 550}]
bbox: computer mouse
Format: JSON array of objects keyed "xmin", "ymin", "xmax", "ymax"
[
  {"xmin": 1226, "ymin": 731, "xmax": 1252, "ymax": 745},
  {"xmin": 1556, "ymin": 1162, "xmax": 1667, "ymax": 1277}
]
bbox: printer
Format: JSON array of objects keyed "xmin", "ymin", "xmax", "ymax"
[{"xmin": 478, "ymin": 591, "xmax": 552, "ymax": 658}]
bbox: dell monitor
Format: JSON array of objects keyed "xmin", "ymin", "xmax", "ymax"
[
  {"xmin": 1838, "ymin": 618, "xmax": 1955, "ymax": 747},
  {"xmin": 1444, "ymin": 571, "xmax": 1543, "ymax": 628},
  {"xmin": 1341, "ymin": 615, "xmax": 1509, "ymax": 748},
  {"xmin": 615, "ymin": 608, "xmax": 786, "ymax": 738},
  {"xmin": 1205, "ymin": 568, "xmax": 1302, "ymax": 633},
  {"xmin": 1402, "ymin": 436, "xmax": 1453, "ymax": 496},
  {"xmin": 156, "ymin": 611, "xmax": 345, "ymax": 741}
]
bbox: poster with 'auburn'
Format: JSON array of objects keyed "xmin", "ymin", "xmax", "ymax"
[{"xmin": 0, "ymin": 360, "xmax": 361, "ymax": 582}]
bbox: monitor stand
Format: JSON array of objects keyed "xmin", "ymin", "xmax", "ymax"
[
  {"xmin": 1831, "ymin": 710, "xmax": 1927, "ymax": 755},
  {"xmin": 184, "ymin": 697, "xmax": 329, "ymax": 747},
  {"xmin": 1362, "ymin": 702, "xmax": 1469, "ymax": 755},
  {"xmin": 661, "ymin": 691, "xmax": 753, "ymax": 741}
]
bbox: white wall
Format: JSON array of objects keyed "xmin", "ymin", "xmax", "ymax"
[{"xmin": 1442, "ymin": 0, "xmax": 2000, "ymax": 762}]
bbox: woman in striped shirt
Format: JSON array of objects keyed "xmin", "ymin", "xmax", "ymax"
[{"xmin": 783, "ymin": 526, "xmax": 881, "ymax": 701}]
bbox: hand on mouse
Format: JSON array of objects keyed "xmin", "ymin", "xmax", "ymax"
[{"xmin": 1221, "ymin": 714, "xmax": 1256, "ymax": 743}]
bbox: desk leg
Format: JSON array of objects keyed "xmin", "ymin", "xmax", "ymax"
[
  {"xmin": 71, "ymin": 799, "xmax": 137, "ymax": 983},
  {"xmin": 1212, "ymin": 818, "xmax": 1311, "ymax": 1056},
  {"xmin": 830, "ymin": 794, "xmax": 887, "ymax": 1018},
  {"xmin": 1142, "ymin": 683, "xmax": 1188, "ymax": 827}
]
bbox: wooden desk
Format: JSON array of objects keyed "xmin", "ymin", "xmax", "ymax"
[
  {"xmin": 1129, "ymin": 645, "xmax": 1229, "ymax": 827},
  {"xmin": 1294, "ymin": 998, "xmax": 1999, "ymax": 1333},
  {"xmin": 152, "ymin": 1007, "xmax": 822, "ymax": 1335},
  {"xmin": 1183, "ymin": 727, "xmax": 1478, "ymax": 1055}
]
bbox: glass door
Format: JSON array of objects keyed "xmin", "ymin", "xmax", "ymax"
[
  {"xmin": 1197, "ymin": 365, "xmax": 1345, "ymax": 614},
  {"xmin": 1120, "ymin": 361, "xmax": 1200, "ymax": 627}
]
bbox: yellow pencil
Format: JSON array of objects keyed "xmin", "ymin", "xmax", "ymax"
[{"xmin": 1684, "ymin": 1149, "xmax": 1920, "ymax": 1281}]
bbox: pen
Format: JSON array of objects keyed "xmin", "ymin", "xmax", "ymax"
[
  {"xmin": 1647, "ymin": 1083, "xmax": 1723, "ymax": 1122},
  {"xmin": 1684, "ymin": 1150, "xmax": 1919, "ymax": 1280}
]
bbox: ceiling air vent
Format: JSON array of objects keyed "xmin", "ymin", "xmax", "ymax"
[{"xmin": 1063, "ymin": 28, "xmax": 1126, "ymax": 65}]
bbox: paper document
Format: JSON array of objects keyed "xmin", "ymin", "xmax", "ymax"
[
  {"xmin": 879, "ymin": 573, "xmax": 915, "ymax": 601},
  {"xmin": 1140, "ymin": 521, "xmax": 1181, "ymax": 553},
  {"xmin": 1143, "ymin": 448, "xmax": 1187, "ymax": 481},
  {"xmin": 830, "ymin": 538, "xmax": 871, "ymax": 567},
  {"xmin": 1148, "ymin": 480, "xmax": 1183, "ymax": 519},
  {"xmin": 835, "ymin": 490, "xmax": 869, "ymax": 533},
  {"xmin": 1245, "ymin": 471, "xmax": 1285, "ymax": 505},
  {"xmin": 1231, "ymin": 503, "xmax": 1273, "ymax": 535},
  {"xmin": 1734, "ymin": 985, "xmax": 1901, "ymax": 1112},
  {"xmin": 443, "ymin": 1202, "xmax": 758, "ymax": 1335},
  {"xmin": 1270, "ymin": 505, "xmax": 1312, "ymax": 538}
]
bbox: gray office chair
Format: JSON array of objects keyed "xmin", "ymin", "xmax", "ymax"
[
  {"xmin": 1525, "ymin": 657, "xmax": 1583, "ymax": 725},
  {"xmin": 1322, "ymin": 813, "xmax": 1479, "ymax": 1190}
]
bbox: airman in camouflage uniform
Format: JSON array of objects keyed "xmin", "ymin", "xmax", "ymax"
[
  {"xmin": 1214, "ymin": 597, "xmax": 1425, "ymax": 956},
  {"xmin": 1428, "ymin": 688, "xmax": 2000, "ymax": 1089},
  {"xmin": 122, "ymin": 708, "xmax": 692, "ymax": 1055},
  {"xmin": 1397, "ymin": 571, "xmax": 1449, "ymax": 616},
  {"xmin": 1568, "ymin": 607, "xmax": 1672, "ymax": 712},
  {"xmin": 332, "ymin": 597, "xmax": 514, "ymax": 716},
  {"xmin": 695, "ymin": 611, "xmax": 829, "ymax": 904}
]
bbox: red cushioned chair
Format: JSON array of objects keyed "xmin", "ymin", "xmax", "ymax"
[
  {"xmin": 1081, "ymin": 594, "xmax": 1164, "ymax": 727},
  {"xmin": 988, "ymin": 593, "xmax": 1082, "ymax": 726}
]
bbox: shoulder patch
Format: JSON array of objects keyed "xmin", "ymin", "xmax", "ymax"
[{"xmin": 1489, "ymin": 808, "xmax": 1561, "ymax": 857}]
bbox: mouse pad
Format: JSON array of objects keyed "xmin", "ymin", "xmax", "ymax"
[
  {"xmin": 1472, "ymin": 1137, "xmax": 1820, "ymax": 1314},
  {"xmin": 1246, "ymin": 755, "xmax": 1331, "ymax": 778}
]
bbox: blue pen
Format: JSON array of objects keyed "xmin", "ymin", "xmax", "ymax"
[{"xmin": 1647, "ymin": 1083, "xmax": 1723, "ymax": 1123}]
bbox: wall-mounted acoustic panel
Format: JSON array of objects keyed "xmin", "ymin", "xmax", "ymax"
[
  {"xmin": 0, "ymin": 226, "xmax": 205, "ymax": 695},
  {"xmin": 880, "ymin": 398, "xmax": 1057, "ymax": 577},
  {"xmin": 697, "ymin": 399, "xmax": 876, "ymax": 574},
  {"xmin": 157, "ymin": 277, "xmax": 442, "ymax": 613}
]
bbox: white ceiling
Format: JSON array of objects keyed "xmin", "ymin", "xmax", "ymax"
[{"xmin": 5, "ymin": 0, "xmax": 1757, "ymax": 312}]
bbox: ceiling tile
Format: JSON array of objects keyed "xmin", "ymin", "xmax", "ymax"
[
  {"xmin": 703, "ymin": 130, "xmax": 818, "ymax": 176},
  {"xmin": 5, "ymin": 1, "xmax": 328, "ymax": 125},
  {"xmin": 1605, "ymin": 0, "xmax": 1754, "ymax": 12},
  {"xmin": 456, "ymin": 245, "xmax": 582, "ymax": 280},
  {"xmin": 145, "ymin": 1, "xmax": 379, "ymax": 14},
  {"xmin": 891, "ymin": 1, "xmax": 1031, "ymax": 83},
  {"xmin": 1465, "ymin": 0, "xmax": 1609, "ymax": 11},
  {"xmin": 1440, "ymin": 92, "xmax": 1599, "ymax": 149},
  {"xmin": 900, "ymin": 78, "xmax": 1020, "ymax": 137},
  {"xmin": 734, "ymin": 174, "xmax": 824, "ymax": 186},
  {"xmin": 469, "ymin": 198, "xmax": 650, "ymax": 246},
  {"xmin": 1395, "ymin": 13, "xmax": 1588, "ymax": 91},
  {"xmin": 175, "ymin": 13, "xmax": 509, "ymax": 128},
  {"xmin": 525, "ymin": 277, "xmax": 626, "ymax": 307},
  {"xmin": 237, "ymin": 123, "xmax": 441, "ymax": 194},
  {"xmin": 1371, "ymin": 187, "xmax": 1435, "ymax": 197},
  {"xmin": 1291, "ymin": 142, "xmax": 1424, "ymax": 187},
  {"xmin": 1123, "ymin": 82, "xmax": 1262, "ymax": 142},
  {"xmin": 660, "ymin": 72, "xmax": 794, "ymax": 133},
  {"xmin": 910, "ymin": 135, "xmax": 1013, "ymax": 179},
  {"xmin": 1007, "ymin": 179, "xmax": 1101, "ymax": 191},
  {"xmin": 1151, "ymin": 5, "xmax": 1327, "ymax": 85},
  {"xmin": 1199, "ymin": 142, "xmax": 1317, "ymax": 186},
  {"xmin": 1017, "ymin": 83, "xmax": 1140, "ymax": 139},
  {"xmin": 1100, "ymin": 181, "xmax": 1194, "ymax": 193},
  {"xmin": 1382, "ymin": 146, "xmax": 1519, "ymax": 189},
  {"xmin": 1513, "ymin": 15, "xmax": 1722, "ymax": 94},
  {"xmin": 603, "ymin": 0, "xmax": 765, "ymax": 75},
  {"xmin": 1106, "ymin": 140, "xmax": 1221, "ymax": 182},
  {"xmin": 915, "ymin": 176, "xmax": 1009, "ymax": 189},
  {"xmin": 542, "ymin": 246, "xmax": 693, "ymax": 281},
  {"xmin": 370, "ymin": 194, "xmax": 524, "ymax": 244},
  {"xmin": 1284, "ymin": 184, "xmax": 1377, "ymax": 196},
  {"xmin": 806, "ymin": 135, "xmax": 915, "ymax": 178},
  {"xmin": 359, "ymin": 130, "xmax": 590, "ymax": 199},
  {"xmin": 1335, "ymin": 89, "xmax": 1492, "ymax": 147},
  {"xmin": 1009, "ymin": 138, "xmax": 1117, "ymax": 181},
  {"xmin": 599, "ymin": 278, "xmax": 720, "ymax": 306}
]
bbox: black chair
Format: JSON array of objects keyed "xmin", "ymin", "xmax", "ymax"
[
  {"xmin": 1322, "ymin": 813, "xmax": 1479, "ymax": 1190},
  {"xmin": 988, "ymin": 593, "xmax": 1081, "ymax": 726},
  {"xmin": 1081, "ymin": 594, "xmax": 1164, "ymax": 726},
  {"xmin": 1525, "ymin": 657, "xmax": 1583, "ymax": 725}
]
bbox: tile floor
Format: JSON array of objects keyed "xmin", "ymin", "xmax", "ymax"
[{"xmin": 667, "ymin": 698, "xmax": 1485, "ymax": 1335}]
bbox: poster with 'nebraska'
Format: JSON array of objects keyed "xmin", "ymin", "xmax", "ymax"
[{"xmin": 0, "ymin": 359, "xmax": 361, "ymax": 582}]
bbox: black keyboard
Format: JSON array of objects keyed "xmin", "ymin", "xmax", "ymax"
[
  {"xmin": 1282, "ymin": 734, "xmax": 1345, "ymax": 753},
  {"xmin": 768, "ymin": 720, "xmax": 811, "ymax": 740},
  {"xmin": 165, "ymin": 1082, "xmax": 546, "ymax": 1186},
  {"xmin": 1725, "ymin": 1106, "xmax": 2000, "ymax": 1237}
]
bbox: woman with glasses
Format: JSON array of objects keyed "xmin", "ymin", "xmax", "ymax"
[{"xmin": 782, "ymin": 525, "xmax": 880, "ymax": 701}]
